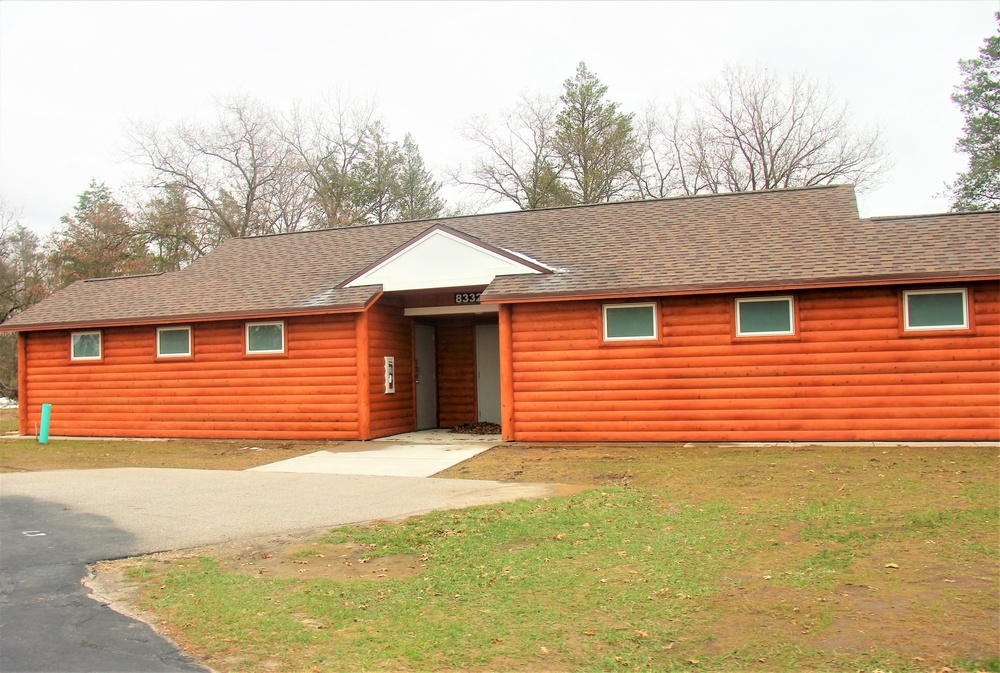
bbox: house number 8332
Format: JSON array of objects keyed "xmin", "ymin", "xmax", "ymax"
[{"xmin": 454, "ymin": 292, "xmax": 481, "ymax": 305}]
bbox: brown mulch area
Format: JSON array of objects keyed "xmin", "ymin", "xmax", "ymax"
[{"xmin": 450, "ymin": 422, "xmax": 501, "ymax": 435}]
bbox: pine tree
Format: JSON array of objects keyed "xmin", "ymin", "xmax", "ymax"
[
  {"xmin": 47, "ymin": 181, "xmax": 153, "ymax": 287},
  {"xmin": 395, "ymin": 134, "xmax": 445, "ymax": 221},
  {"xmin": 554, "ymin": 62, "xmax": 638, "ymax": 203},
  {"xmin": 950, "ymin": 13, "xmax": 1000, "ymax": 211}
]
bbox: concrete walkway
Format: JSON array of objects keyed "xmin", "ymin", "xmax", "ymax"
[{"xmin": 250, "ymin": 429, "xmax": 502, "ymax": 477}]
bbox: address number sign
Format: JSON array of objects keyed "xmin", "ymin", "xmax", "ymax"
[{"xmin": 454, "ymin": 292, "xmax": 482, "ymax": 305}]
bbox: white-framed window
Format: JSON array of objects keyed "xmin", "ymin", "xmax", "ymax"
[
  {"xmin": 903, "ymin": 288, "xmax": 969, "ymax": 331},
  {"xmin": 246, "ymin": 321, "xmax": 285, "ymax": 354},
  {"xmin": 735, "ymin": 296, "xmax": 795, "ymax": 337},
  {"xmin": 602, "ymin": 303, "xmax": 658, "ymax": 341},
  {"xmin": 70, "ymin": 331, "xmax": 102, "ymax": 361},
  {"xmin": 156, "ymin": 326, "xmax": 192, "ymax": 358}
]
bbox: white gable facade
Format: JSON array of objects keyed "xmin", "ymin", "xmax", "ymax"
[{"xmin": 345, "ymin": 227, "xmax": 545, "ymax": 292}]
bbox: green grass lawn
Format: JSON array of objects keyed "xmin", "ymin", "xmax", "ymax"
[{"xmin": 116, "ymin": 444, "xmax": 999, "ymax": 673}]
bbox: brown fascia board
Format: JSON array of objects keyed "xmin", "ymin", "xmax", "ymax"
[
  {"xmin": 479, "ymin": 271, "xmax": 1000, "ymax": 305},
  {"xmin": 337, "ymin": 223, "xmax": 553, "ymax": 289},
  {"xmin": 0, "ymin": 293, "xmax": 383, "ymax": 333}
]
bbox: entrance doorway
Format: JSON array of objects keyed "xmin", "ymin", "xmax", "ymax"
[
  {"xmin": 414, "ymin": 324, "xmax": 437, "ymax": 430},
  {"xmin": 411, "ymin": 318, "xmax": 501, "ymax": 430}
]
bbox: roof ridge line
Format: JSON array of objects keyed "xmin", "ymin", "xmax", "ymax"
[
  {"xmin": 83, "ymin": 272, "xmax": 164, "ymax": 283},
  {"xmin": 240, "ymin": 184, "xmax": 858, "ymax": 241}
]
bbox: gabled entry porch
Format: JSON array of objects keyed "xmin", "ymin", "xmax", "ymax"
[
  {"xmin": 410, "ymin": 310, "xmax": 501, "ymax": 431},
  {"xmin": 346, "ymin": 223, "xmax": 549, "ymax": 439}
]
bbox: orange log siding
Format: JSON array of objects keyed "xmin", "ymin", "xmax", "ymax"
[
  {"xmin": 508, "ymin": 282, "xmax": 1000, "ymax": 442},
  {"xmin": 20, "ymin": 314, "xmax": 362, "ymax": 440},
  {"xmin": 367, "ymin": 299, "xmax": 417, "ymax": 437},
  {"xmin": 436, "ymin": 318, "xmax": 477, "ymax": 428},
  {"xmin": 499, "ymin": 304, "xmax": 515, "ymax": 440}
]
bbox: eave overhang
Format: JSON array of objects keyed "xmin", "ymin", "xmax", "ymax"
[
  {"xmin": 478, "ymin": 271, "xmax": 1000, "ymax": 305},
  {"xmin": 0, "ymin": 288, "xmax": 384, "ymax": 333}
]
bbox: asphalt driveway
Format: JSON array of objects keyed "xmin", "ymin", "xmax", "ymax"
[{"xmin": 0, "ymin": 468, "xmax": 555, "ymax": 672}]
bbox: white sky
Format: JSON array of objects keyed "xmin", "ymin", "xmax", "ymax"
[{"xmin": 0, "ymin": 0, "xmax": 996, "ymax": 236}]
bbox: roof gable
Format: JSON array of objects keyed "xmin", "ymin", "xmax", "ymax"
[{"xmin": 343, "ymin": 224, "xmax": 549, "ymax": 291}]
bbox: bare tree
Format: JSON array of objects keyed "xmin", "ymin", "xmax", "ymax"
[
  {"xmin": 134, "ymin": 182, "xmax": 200, "ymax": 271},
  {"xmin": 130, "ymin": 94, "xmax": 309, "ymax": 249},
  {"xmin": 286, "ymin": 97, "xmax": 445, "ymax": 226},
  {"xmin": 284, "ymin": 93, "xmax": 380, "ymax": 227},
  {"xmin": 0, "ymin": 197, "xmax": 49, "ymax": 399},
  {"xmin": 453, "ymin": 93, "xmax": 569, "ymax": 210},
  {"xmin": 0, "ymin": 197, "xmax": 47, "ymax": 322},
  {"xmin": 675, "ymin": 65, "xmax": 890, "ymax": 193},
  {"xmin": 632, "ymin": 103, "xmax": 685, "ymax": 199}
]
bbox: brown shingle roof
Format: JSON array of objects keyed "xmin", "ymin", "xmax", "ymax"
[{"xmin": 4, "ymin": 185, "xmax": 998, "ymax": 330}]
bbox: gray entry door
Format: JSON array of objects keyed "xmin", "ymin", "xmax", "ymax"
[
  {"xmin": 414, "ymin": 324, "xmax": 437, "ymax": 430},
  {"xmin": 475, "ymin": 324, "xmax": 501, "ymax": 424}
]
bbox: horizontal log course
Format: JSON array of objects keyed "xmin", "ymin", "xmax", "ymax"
[
  {"xmin": 28, "ymin": 372, "xmax": 357, "ymax": 397},
  {"xmin": 37, "ymin": 427, "xmax": 359, "ymax": 441},
  {"xmin": 33, "ymin": 399, "xmax": 357, "ymax": 413},
  {"xmin": 41, "ymin": 416, "xmax": 360, "ymax": 431},
  {"xmin": 511, "ymin": 358, "xmax": 998, "ymax": 380},
  {"xmin": 513, "ymin": 415, "xmax": 997, "ymax": 434},
  {"xmin": 510, "ymin": 337, "xmax": 1000, "ymax": 359},
  {"xmin": 514, "ymin": 388, "xmax": 999, "ymax": 406},
  {"xmin": 512, "ymin": 340, "xmax": 1000, "ymax": 363},
  {"xmin": 36, "ymin": 409, "xmax": 358, "ymax": 424},
  {"xmin": 511, "ymin": 427, "xmax": 995, "ymax": 442},
  {"xmin": 513, "ymin": 377, "xmax": 998, "ymax": 398},
  {"xmin": 513, "ymin": 405, "xmax": 1000, "ymax": 423}
]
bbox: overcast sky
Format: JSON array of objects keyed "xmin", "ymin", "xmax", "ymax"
[{"xmin": 0, "ymin": 1, "xmax": 995, "ymax": 235}]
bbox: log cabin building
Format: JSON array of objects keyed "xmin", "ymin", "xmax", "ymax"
[{"xmin": 3, "ymin": 184, "xmax": 998, "ymax": 442}]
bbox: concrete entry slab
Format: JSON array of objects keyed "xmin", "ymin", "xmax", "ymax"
[{"xmin": 250, "ymin": 430, "xmax": 501, "ymax": 477}]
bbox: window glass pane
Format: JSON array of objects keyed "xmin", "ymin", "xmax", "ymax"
[
  {"xmin": 907, "ymin": 292, "xmax": 965, "ymax": 328},
  {"xmin": 739, "ymin": 299, "xmax": 792, "ymax": 335},
  {"xmin": 158, "ymin": 328, "xmax": 190, "ymax": 356},
  {"xmin": 72, "ymin": 332, "xmax": 100, "ymax": 359},
  {"xmin": 605, "ymin": 305, "xmax": 656, "ymax": 339},
  {"xmin": 248, "ymin": 323, "xmax": 283, "ymax": 352}
]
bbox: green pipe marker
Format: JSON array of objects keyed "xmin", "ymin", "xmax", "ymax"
[{"xmin": 39, "ymin": 403, "xmax": 51, "ymax": 444}]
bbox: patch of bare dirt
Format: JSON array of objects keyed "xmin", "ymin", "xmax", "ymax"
[
  {"xmin": 694, "ymin": 549, "xmax": 999, "ymax": 667},
  {"xmin": 91, "ymin": 530, "xmax": 426, "ymax": 592},
  {"xmin": 218, "ymin": 537, "xmax": 426, "ymax": 581}
]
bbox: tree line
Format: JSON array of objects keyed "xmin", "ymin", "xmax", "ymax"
[
  {"xmin": 0, "ymin": 26, "xmax": 997, "ymax": 398},
  {"xmin": 25, "ymin": 62, "xmax": 901, "ymax": 290},
  {"xmin": 456, "ymin": 62, "xmax": 890, "ymax": 208}
]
